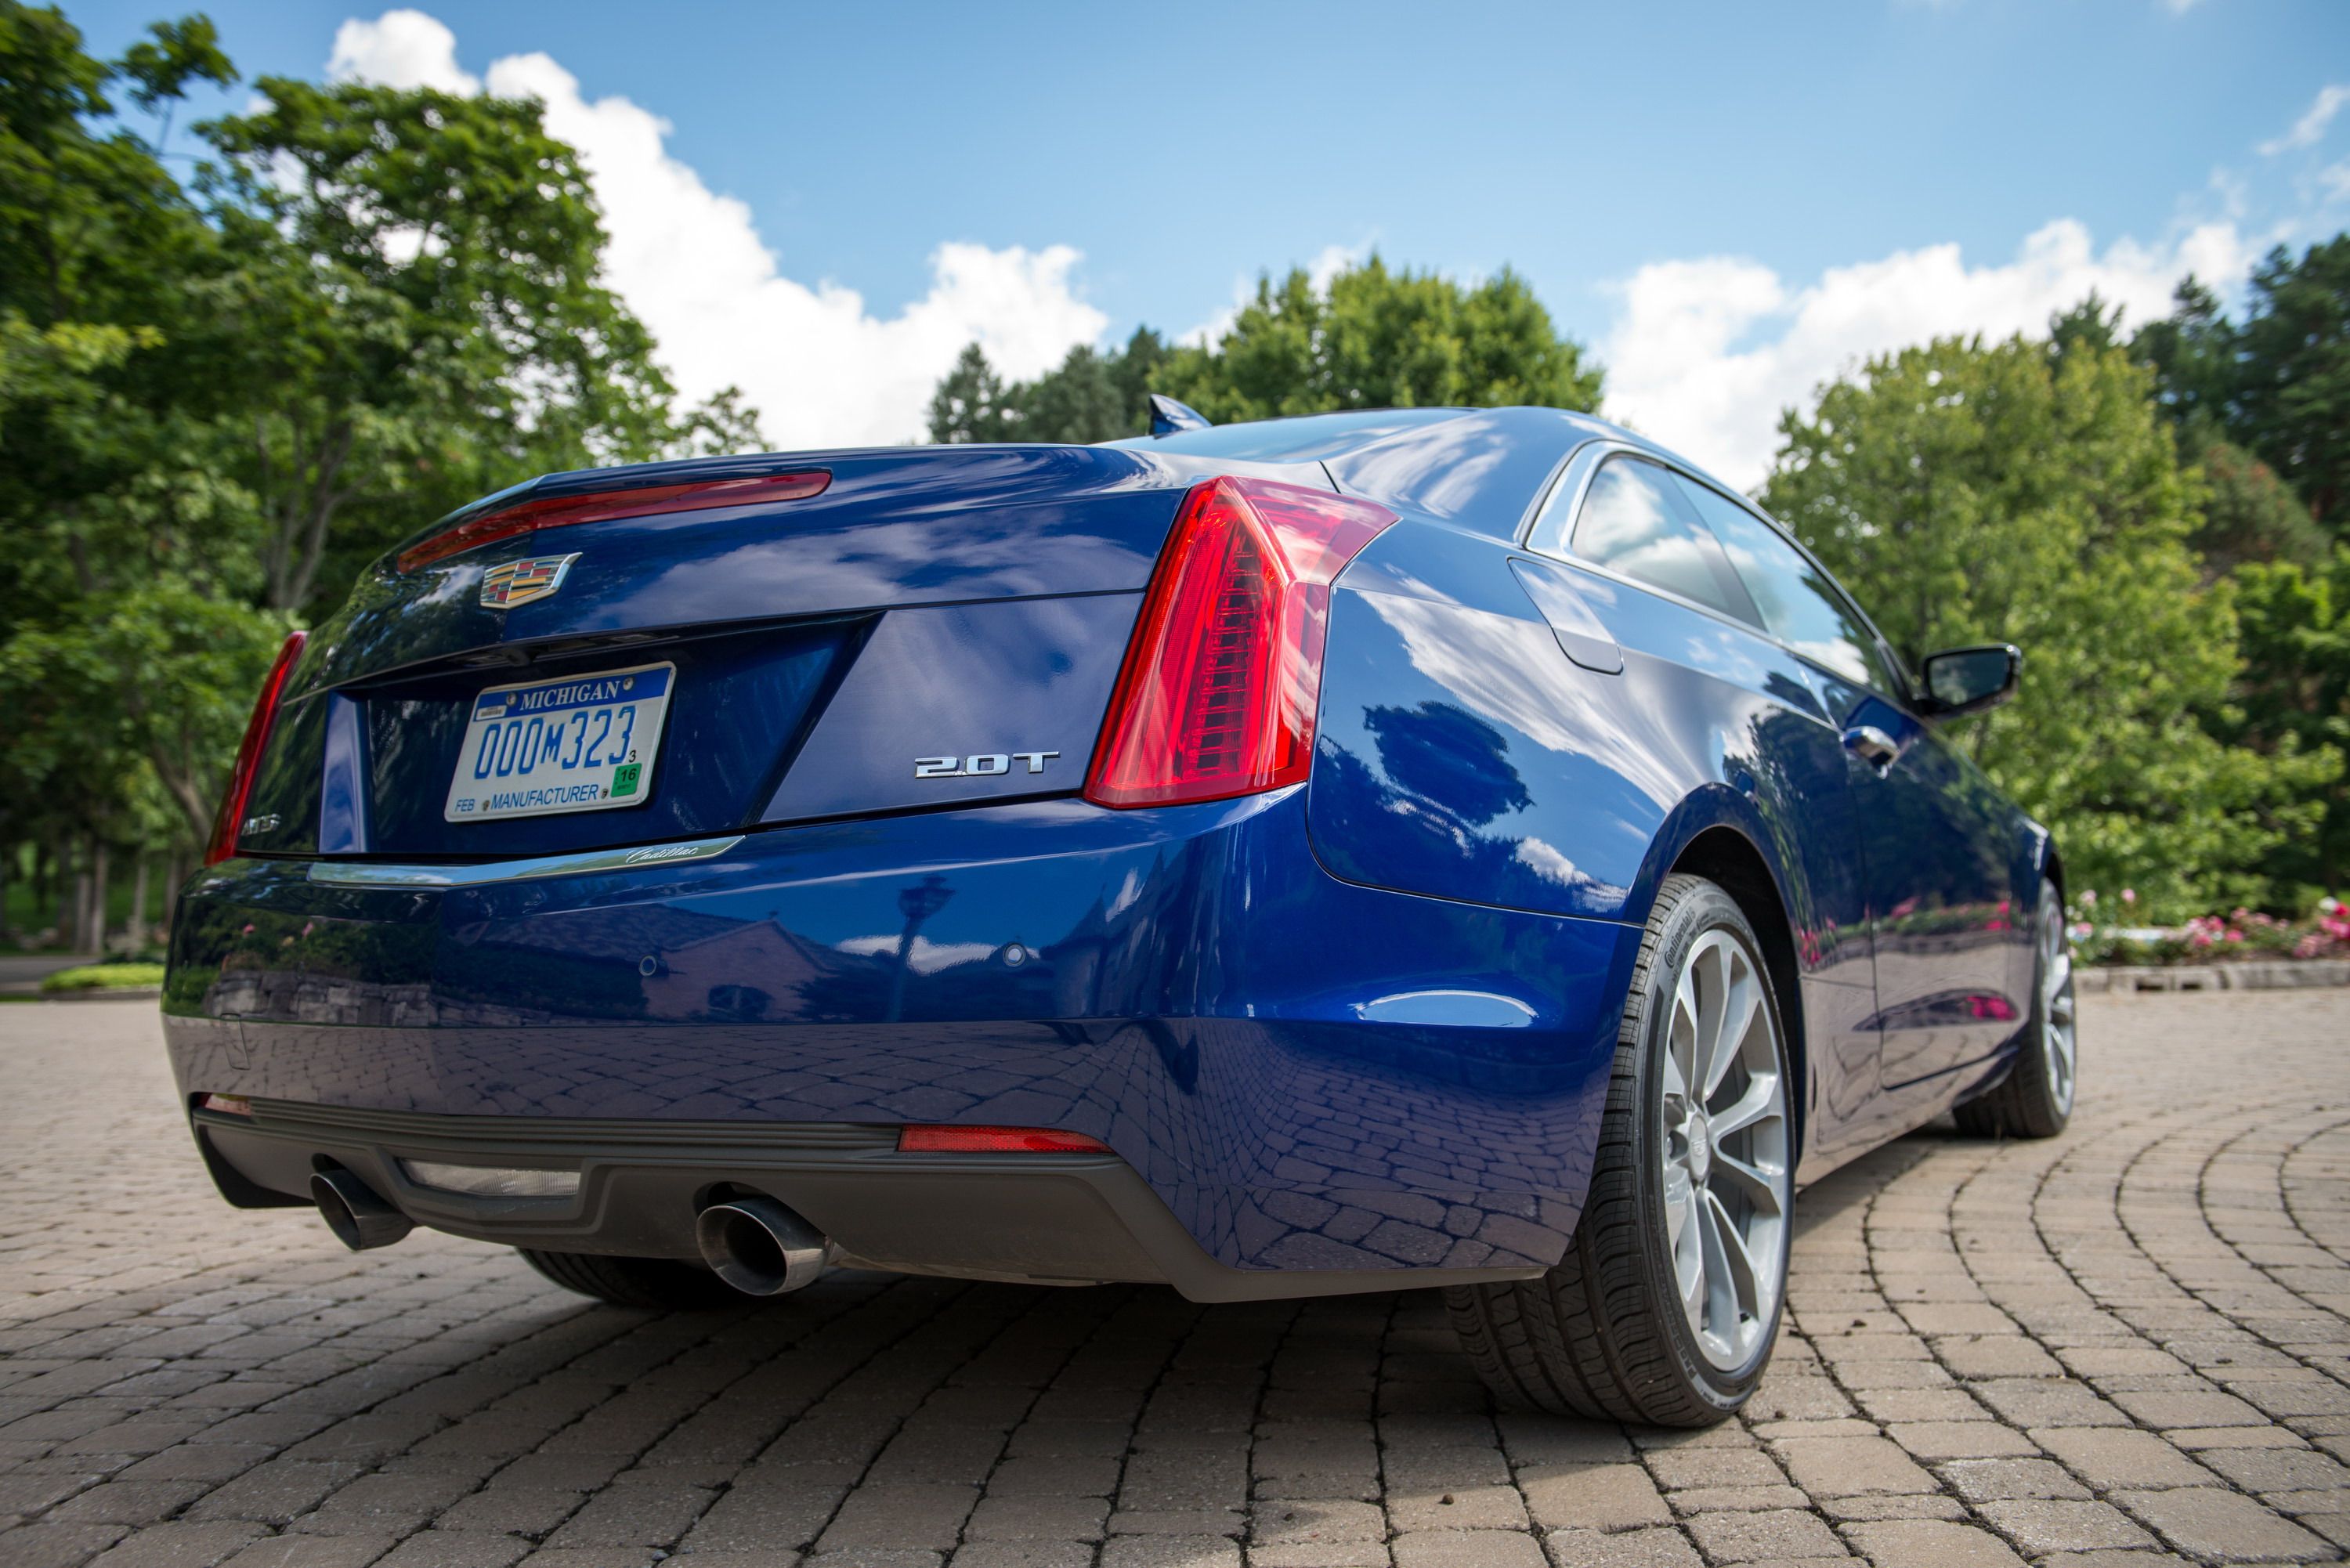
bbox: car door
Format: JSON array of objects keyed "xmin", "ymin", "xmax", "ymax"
[
  {"xmin": 1676, "ymin": 481, "xmax": 2026, "ymax": 1096},
  {"xmin": 1535, "ymin": 454, "xmax": 1886, "ymax": 1163}
]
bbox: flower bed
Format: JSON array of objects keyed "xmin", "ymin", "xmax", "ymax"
[{"xmin": 2070, "ymin": 891, "xmax": 2349, "ymax": 967}]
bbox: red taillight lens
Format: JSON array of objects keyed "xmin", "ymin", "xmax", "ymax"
[
  {"xmin": 204, "ymin": 630, "xmax": 309, "ymax": 867},
  {"xmin": 897, "ymin": 1125, "xmax": 1112, "ymax": 1154},
  {"xmin": 1086, "ymin": 477, "xmax": 1396, "ymax": 809},
  {"xmin": 396, "ymin": 470, "xmax": 833, "ymax": 571}
]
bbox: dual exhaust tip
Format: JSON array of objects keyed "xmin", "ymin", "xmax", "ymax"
[{"xmin": 309, "ymin": 1170, "xmax": 829, "ymax": 1298}]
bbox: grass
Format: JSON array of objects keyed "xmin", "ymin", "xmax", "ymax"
[{"xmin": 39, "ymin": 962, "xmax": 167, "ymax": 993}]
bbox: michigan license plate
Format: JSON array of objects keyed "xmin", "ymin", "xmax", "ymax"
[{"xmin": 443, "ymin": 663, "xmax": 674, "ymax": 823}]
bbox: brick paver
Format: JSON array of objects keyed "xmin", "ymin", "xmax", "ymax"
[{"xmin": 2, "ymin": 989, "xmax": 2346, "ymax": 1565}]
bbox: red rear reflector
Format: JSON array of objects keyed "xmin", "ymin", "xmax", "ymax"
[
  {"xmin": 204, "ymin": 630, "xmax": 309, "ymax": 867},
  {"xmin": 1086, "ymin": 477, "xmax": 1395, "ymax": 809},
  {"xmin": 196, "ymin": 1093, "xmax": 252, "ymax": 1116},
  {"xmin": 396, "ymin": 470, "xmax": 832, "ymax": 570},
  {"xmin": 897, "ymin": 1125, "xmax": 1112, "ymax": 1154}
]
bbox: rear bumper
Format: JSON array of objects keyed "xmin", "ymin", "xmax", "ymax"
[
  {"xmin": 164, "ymin": 789, "xmax": 1640, "ymax": 1291},
  {"xmin": 191, "ymin": 1100, "xmax": 1540, "ymax": 1300}
]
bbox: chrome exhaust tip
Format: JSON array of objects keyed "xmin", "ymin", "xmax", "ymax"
[
  {"xmin": 309, "ymin": 1169, "xmax": 414, "ymax": 1252},
  {"xmin": 695, "ymin": 1195, "xmax": 830, "ymax": 1295}
]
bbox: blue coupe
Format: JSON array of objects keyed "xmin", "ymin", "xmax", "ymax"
[{"xmin": 165, "ymin": 400, "xmax": 2074, "ymax": 1425}]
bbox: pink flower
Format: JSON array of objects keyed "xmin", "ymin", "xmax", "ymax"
[{"xmin": 2121, "ymin": 889, "xmax": 2137, "ymax": 905}]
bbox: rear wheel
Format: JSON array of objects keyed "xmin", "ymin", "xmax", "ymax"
[
  {"xmin": 1954, "ymin": 876, "xmax": 2075, "ymax": 1140},
  {"xmin": 1448, "ymin": 873, "xmax": 1794, "ymax": 1426},
  {"xmin": 518, "ymin": 1248, "xmax": 744, "ymax": 1310}
]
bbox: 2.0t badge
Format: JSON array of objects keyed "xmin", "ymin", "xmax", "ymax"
[
  {"xmin": 480, "ymin": 553, "xmax": 581, "ymax": 609},
  {"xmin": 915, "ymin": 751, "xmax": 1058, "ymax": 778}
]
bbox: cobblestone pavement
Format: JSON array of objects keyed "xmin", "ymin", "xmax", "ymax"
[{"xmin": 3, "ymin": 991, "xmax": 2348, "ymax": 1568}]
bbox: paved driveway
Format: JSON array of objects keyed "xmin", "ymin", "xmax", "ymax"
[{"xmin": 2, "ymin": 991, "xmax": 2346, "ymax": 1568}]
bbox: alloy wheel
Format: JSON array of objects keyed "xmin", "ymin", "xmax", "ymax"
[
  {"xmin": 2040, "ymin": 897, "xmax": 2077, "ymax": 1115},
  {"xmin": 1658, "ymin": 928, "xmax": 1791, "ymax": 1372}
]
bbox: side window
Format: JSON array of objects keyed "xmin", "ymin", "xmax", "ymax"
[
  {"xmin": 1673, "ymin": 477, "xmax": 1906, "ymax": 695},
  {"xmin": 1570, "ymin": 457, "xmax": 1759, "ymax": 624}
]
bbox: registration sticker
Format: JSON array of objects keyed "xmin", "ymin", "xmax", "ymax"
[{"xmin": 443, "ymin": 663, "xmax": 674, "ymax": 822}]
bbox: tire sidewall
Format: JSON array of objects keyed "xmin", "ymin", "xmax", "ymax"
[{"xmin": 1626, "ymin": 882, "xmax": 1792, "ymax": 1412}]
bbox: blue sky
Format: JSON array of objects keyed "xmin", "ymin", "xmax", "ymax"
[{"xmin": 62, "ymin": 0, "xmax": 2350, "ymax": 482}]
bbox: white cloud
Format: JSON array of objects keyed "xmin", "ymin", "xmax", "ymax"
[
  {"xmin": 328, "ymin": 10, "xmax": 477, "ymax": 92},
  {"xmin": 2260, "ymin": 84, "xmax": 2350, "ymax": 156},
  {"xmin": 327, "ymin": 10, "xmax": 1105, "ymax": 449},
  {"xmin": 1597, "ymin": 218, "xmax": 2259, "ymax": 490}
]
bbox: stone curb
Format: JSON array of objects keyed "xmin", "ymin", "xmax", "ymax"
[{"xmin": 2076, "ymin": 957, "xmax": 2350, "ymax": 993}]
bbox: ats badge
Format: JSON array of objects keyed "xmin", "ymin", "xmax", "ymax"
[{"xmin": 480, "ymin": 552, "xmax": 580, "ymax": 609}]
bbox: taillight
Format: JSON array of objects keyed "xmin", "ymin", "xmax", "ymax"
[
  {"xmin": 1086, "ymin": 477, "xmax": 1396, "ymax": 809},
  {"xmin": 203, "ymin": 630, "xmax": 309, "ymax": 867},
  {"xmin": 396, "ymin": 470, "xmax": 832, "ymax": 571},
  {"xmin": 898, "ymin": 1125, "xmax": 1112, "ymax": 1154}
]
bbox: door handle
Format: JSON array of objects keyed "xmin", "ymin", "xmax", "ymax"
[{"xmin": 1842, "ymin": 724, "xmax": 1900, "ymax": 772}]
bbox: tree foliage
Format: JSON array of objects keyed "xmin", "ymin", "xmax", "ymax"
[
  {"xmin": 2135, "ymin": 241, "xmax": 2350, "ymax": 534},
  {"xmin": 0, "ymin": 3, "xmax": 758, "ymax": 942},
  {"xmin": 2216, "ymin": 549, "xmax": 2350, "ymax": 897},
  {"xmin": 928, "ymin": 256, "xmax": 1601, "ymax": 444},
  {"xmin": 928, "ymin": 328, "xmax": 1167, "ymax": 443},
  {"xmin": 1760, "ymin": 333, "xmax": 2338, "ymax": 919}
]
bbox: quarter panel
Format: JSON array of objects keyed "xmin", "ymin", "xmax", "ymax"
[{"xmin": 1311, "ymin": 526, "xmax": 1883, "ymax": 1169}]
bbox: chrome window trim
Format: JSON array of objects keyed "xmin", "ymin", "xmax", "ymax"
[{"xmin": 1517, "ymin": 440, "xmax": 1920, "ymax": 710}]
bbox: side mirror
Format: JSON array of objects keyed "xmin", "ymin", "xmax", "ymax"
[{"xmin": 1919, "ymin": 644, "xmax": 2020, "ymax": 717}]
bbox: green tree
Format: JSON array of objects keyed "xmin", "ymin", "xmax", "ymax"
[
  {"xmin": 201, "ymin": 75, "xmax": 730, "ymax": 612},
  {"xmin": 1760, "ymin": 332, "xmax": 2337, "ymax": 918},
  {"xmin": 1161, "ymin": 255, "xmax": 1602, "ymax": 422},
  {"xmin": 2134, "ymin": 239, "xmax": 2350, "ymax": 534},
  {"xmin": 928, "ymin": 327, "xmax": 1171, "ymax": 444},
  {"xmin": 927, "ymin": 342, "xmax": 1012, "ymax": 443},
  {"xmin": 2235, "ymin": 239, "xmax": 2350, "ymax": 532},
  {"xmin": 0, "ymin": 4, "xmax": 762, "ymax": 946},
  {"xmin": 2218, "ymin": 549, "xmax": 2350, "ymax": 897},
  {"xmin": 927, "ymin": 258, "xmax": 1599, "ymax": 446},
  {"xmin": 2188, "ymin": 439, "xmax": 2329, "ymax": 578}
]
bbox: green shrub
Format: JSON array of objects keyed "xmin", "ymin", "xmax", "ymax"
[{"xmin": 40, "ymin": 963, "xmax": 167, "ymax": 992}]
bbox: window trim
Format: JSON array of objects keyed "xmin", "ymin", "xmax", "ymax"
[{"xmin": 1519, "ymin": 439, "xmax": 1920, "ymax": 709}]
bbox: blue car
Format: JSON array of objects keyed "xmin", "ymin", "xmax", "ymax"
[{"xmin": 165, "ymin": 401, "xmax": 2075, "ymax": 1426}]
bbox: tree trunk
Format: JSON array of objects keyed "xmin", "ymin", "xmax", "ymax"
[
  {"xmin": 84, "ymin": 836, "xmax": 110, "ymax": 955},
  {"xmin": 128, "ymin": 855, "xmax": 150, "ymax": 952},
  {"xmin": 63, "ymin": 839, "xmax": 85, "ymax": 952},
  {"xmin": 0, "ymin": 842, "xmax": 12, "ymax": 943}
]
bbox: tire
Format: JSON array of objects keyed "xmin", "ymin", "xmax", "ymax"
[
  {"xmin": 1954, "ymin": 875, "xmax": 2076, "ymax": 1140},
  {"xmin": 1448, "ymin": 873, "xmax": 1795, "ymax": 1427},
  {"xmin": 518, "ymin": 1248, "xmax": 744, "ymax": 1310}
]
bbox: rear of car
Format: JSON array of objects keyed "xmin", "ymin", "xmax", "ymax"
[{"xmin": 165, "ymin": 429, "xmax": 1636, "ymax": 1304}]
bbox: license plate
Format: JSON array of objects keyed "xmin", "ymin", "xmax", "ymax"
[{"xmin": 443, "ymin": 663, "xmax": 674, "ymax": 823}]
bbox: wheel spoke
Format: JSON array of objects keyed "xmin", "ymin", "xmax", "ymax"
[
  {"xmin": 1662, "ymin": 1162, "xmax": 1696, "ymax": 1250},
  {"xmin": 1709, "ymin": 1071, "xmax": 1781, "ymax": 1140},
  {"xmin": 1707, "ymin": 965, "xmax": 1760, "ymax": 1104},
  {"xmin": 1706, "ymin": 1189, "xmax": 1763, "ymax": 1318},
  {"xmin": 1670, "ymin": 967, "xmax": 1700, "ymax": 1104},
  {"xmin": 1686, "ymin": 1187, "xmax": 1719, "ymax": 1334},
  {"xmin": 1712, "ymin": 1150, "xmax": 1783, "ymax": 1216}
]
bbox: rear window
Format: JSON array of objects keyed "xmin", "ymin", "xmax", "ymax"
[{"xmin": 1107, "ymin": 408, "xmax": 1464, "ymax": 463}]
